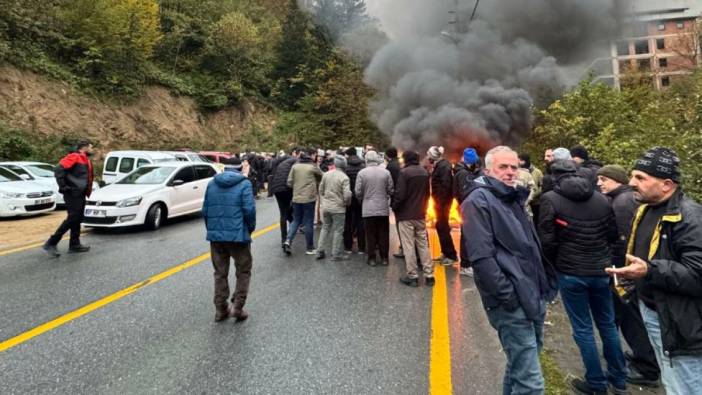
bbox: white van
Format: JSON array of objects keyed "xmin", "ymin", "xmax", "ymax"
[{"xmin": 102, "ymin": 151, "xmax": 177, "ymax": 184}]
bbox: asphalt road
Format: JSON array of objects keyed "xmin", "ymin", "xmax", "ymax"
[{"xmin": 0, "ymin": 197, "xmax": 504, "ymax": 394}]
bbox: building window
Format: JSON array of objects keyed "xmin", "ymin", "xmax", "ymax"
[
  {"xmin": 657, "ymin": 22, "xmax": 666, "ymax": 31},
  {"xmin": 616, "ymin": 41, "xmax": 630, "ymax": 56},
  {"xmin": 657, "ymin": 38, "xmax": 665, "ymax": 50},
  {"xmin": 635, "ymin": 40, "xmax": 650, "ymax": 54},
  {"xmin": 638, "ymin": 59, "xmax": 651, "ymax": 71},
  {"xmin": 659, "ymin": 58, "xmax": 668, "ymax": 68},
  {"xmin": 662, "ymin": 76, "xmax": 671, "ymax": 87},
  {"xmin": 677, "ymin": 21, "xmax": 684, "ymax": 29}
]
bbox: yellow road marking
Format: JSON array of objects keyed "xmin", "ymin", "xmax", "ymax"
[
  {"xmin": 429, "ymin": 264, "xmax": 453, "ymax": 395},
  {"xmin": 0, "ymin": 231, "xmax": 91, "ymax": 257},
  {"xmin": 0, "ymin": 223, "xmax": 279, "ymax": 353}
]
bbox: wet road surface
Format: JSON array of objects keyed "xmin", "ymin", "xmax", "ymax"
[{"xmin": 0, "ymin": 197, "xmax": 504, "ymax": 394}]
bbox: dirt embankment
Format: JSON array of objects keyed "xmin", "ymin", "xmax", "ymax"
[{"xmin": 0, "ymin": 65, "xmax": 276, "ymax": 158}]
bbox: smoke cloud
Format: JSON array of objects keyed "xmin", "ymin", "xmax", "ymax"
[{"xmin": 363, "ymin": 0, "xmax": 621, "ymax": 158}]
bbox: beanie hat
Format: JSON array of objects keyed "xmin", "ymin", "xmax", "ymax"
[
  {"xmin": 570, "ymin": 145, "xmax": 589, "ymax": 161},
  {"xmin": 334, "ymin": 155, "xmax": 347, "ymax": 170},
  {"xmin": 597, "ymin": 165, "xmax": 629, "ymax": 185},
  {"xmin": 518, "ymin": 153, "xmax": 531, "ymax": 169},
  {"xmin": 463, "ymin": 148, "xmax": 479, "ymax": 165},
  {"xmin": 403, "ymin": 150, "xmax": 419, "ymax": 165},
  {"xmin": 365, "ymin": 150, "xmax": 382, "ymax": 166},
  {"xmin": 633, "ymin": 147, "xmax": 681, "ymax": 183},
  {"xmin": 224, "ymin": 157, "xmax": 242, "ymax": 171},
  {"xmin": 552, "ymin": 147, "xmax": 572, "ymax": 161},
  {"xmin": 427, "ymin": 146, "xmax": 444, "ymax": 161}
]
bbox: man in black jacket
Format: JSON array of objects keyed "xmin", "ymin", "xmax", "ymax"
[
  {"xmin": 464, "ymin": 146, "xmax": 557, "ymax": 394},
  {"xmin": 427, "ymin": 146, "xmax": 457, "ymax": 266},
  {"xmin": 607, "ymin": 147, "xmax": 702, "ymax": 395},
  {"xmin": 393, "ymin": 151, "xmax": 432, "ymax": 287},
  {"xmin": 453, "ymin": 147, "xmax": 481, "ymax": 277},
  {"xmin": 538, "ymin": 160, "xmax": 627, "ymax": 395},
  {"xmin": 269, "ymin": 148, "xmax": 299, "ymax": 245},
  {"xmin": 596, "ymin": 164, "xmax": 660, "ymax": 387},
  {"xmin": 385, "ymin": 147, "xmax": 403, "ymax": 258},
  {"xmin": 343, "ymin": 147, "xmax": 366, "ymax": 254},
  {"xmin": 43, "ymin": 140, "xmax": 94, "ymax": 257}
]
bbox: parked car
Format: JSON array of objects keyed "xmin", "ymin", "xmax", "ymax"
[
  {"xmin": 161, "ymin": 151, "xmax": 212, "ymax": 163},
  {"xmin": 198, "ymin": 151, "xmax": 232, "ymax": 163},
  {"xmin": 84, "ymin": 162, "xmax": 219, "ymax": 230},
  {"xmin": 0, "ymin": 165, "xmax": 56, "ymax": 217},
  {"xmin": 102, "ymin": 151, "xmax": 179, "ymax": 185}
]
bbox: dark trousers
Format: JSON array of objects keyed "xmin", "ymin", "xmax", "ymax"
[
  {"xmin": 459, "ymin": 228, "xmax": 471, "ymax": 268},
  {"xmin": 48, "ymin": 192, "xmax": 86, "ymax": 247},
  {"xmin": 613, "ymin": 292, "xmax": 661, "ymax": 379},
  {"xmin": 364, "ymin": 216, "xmax": 389, "ymax": 261},
  {"xmin": 210, "ymin": 242, "xmax": 252, "ymax": 310},
  {"xmin": 274, "ymin": 190, "xmax": 293, "ymax": 243},
  {"xmin": 344, "ymin": 201, "xmax": 365, "ymax": 251},
  {"xmin": 435, "ymin": 198, "xmax": 457, "ymax": 260}
]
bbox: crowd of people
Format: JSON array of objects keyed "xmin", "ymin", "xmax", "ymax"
[{"xmin": 42, "ymin": 138, "xmax": 701, "ymax": 395}]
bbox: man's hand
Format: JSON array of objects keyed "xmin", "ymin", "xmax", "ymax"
[{"xmin": 605, "ymin": 254, "xmax": 649, "ymax": 280}]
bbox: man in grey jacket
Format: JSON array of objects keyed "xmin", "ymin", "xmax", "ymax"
[
  {"xmin": 284, "ymin": 150, "xmax": 323, "ymax": 255},
  {"xmin": 317, "ymin": 155, "xmax": 352, "ymax": 261},
  {"xmin": 355, "ymin": 150, "xmax": 394, "ymax": 266}
]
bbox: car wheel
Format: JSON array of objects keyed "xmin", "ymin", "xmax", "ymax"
[{"xmin": 145, "ymin": 203, "xmax": 164, "ymax": 230}]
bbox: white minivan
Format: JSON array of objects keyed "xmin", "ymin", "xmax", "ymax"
[{"xmin": 102, "ymin": 151, "xmax": 178, "ymax": 185}]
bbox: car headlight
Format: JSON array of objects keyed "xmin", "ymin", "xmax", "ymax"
[
  {"xmin": 0, "ymin": 192, "xmax": 25, "ymax": 198},
  {"xmin": 116, "ymin": 196, "xmax": 142, "ymax": 207}
]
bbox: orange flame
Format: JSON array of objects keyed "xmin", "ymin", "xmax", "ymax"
[{"xmin": 426, "ymin": 198, "xmax": 462, "ymax": 228}]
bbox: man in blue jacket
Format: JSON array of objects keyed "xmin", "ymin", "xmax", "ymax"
[
  {"xmin": 463, "ymin": 146, "xmax": 557, "ymax": 395},
  {"xmin": 202, "ymin": 157, "xmax": 256, "ymax": 323}
]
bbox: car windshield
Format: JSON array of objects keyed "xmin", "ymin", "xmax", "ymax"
[
  {"xmin": 189, "ymin": 154, "xmax": 211, "ymax": 162},
  {"xmin": 0, "ymin": 167, "xmax": 22, "ymax": 182},
  {"xmin": 25, "ymin": 164, "xmax": 55, "ymax": 177},
  {"xmin": 117, "ymin": 166, "xmax": 176, "ymax": 184}
]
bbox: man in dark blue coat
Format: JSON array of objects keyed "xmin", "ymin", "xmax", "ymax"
[
  {"xmin": 202, "ymin": 157, "xmax": 256, "ymax": 323},
  {"xmin": 463, "ymin": 146, "xmax": 557, "ymax": 395}
]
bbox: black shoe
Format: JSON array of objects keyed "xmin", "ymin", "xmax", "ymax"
[
  {"xmin": 609, "ymin": 383, "xmax": 629, "ymax": 395},
  {"xmin": 626, "ymin": 367, "xmax": 659, "ymax": 387},
  {"xmin": 316, "ymin": 251, "xmax": 326, "ymax": 260},
  {"xmin": 68, "ymin": 245, "xmax": 90, "ymax": 253},
  {"xmin": 42, "ymin": 241, "xmax": 60, "ymax": 258},
  {"xmin": 282, "ymin": 242, "xmax": 291, "ymax": 255},
  {"xmin": 570, "ymin": 378, "xmax": 606, "ymax": 395},
  {"xmin": 425, "ymin": 277, "xmax": 435, "ymax": 287},
  {"xmin": 393, "ymin": 252, "xmax": 405, "ymax": 259},
  {"xmin": 399, "ymin": 276, "xmax": 419, "ymax": 287}
]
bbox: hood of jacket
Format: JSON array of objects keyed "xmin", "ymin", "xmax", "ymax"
[
  {"xmin": 214, "ymin": 170, "xmax": 247, "ymax": 188},
  {"xmin": 466, "ymin": 175, "xmax": 529, "ymax": 204},
  {"xmin": 551, "ymin": 160, "xmax": 594, "ymax": 201},
  {"xmin": 347, "ymin": 155, "xmax": 364, "ymax": 167}
]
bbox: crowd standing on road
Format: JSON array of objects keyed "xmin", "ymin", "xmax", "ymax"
[{"xmin": 35, "ymin": 136, "xmax": 702, "ymax": 395}]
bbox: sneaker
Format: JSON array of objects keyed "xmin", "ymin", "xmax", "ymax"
[
  {"xmin": 393, "ymin": 251, "xmax": 405, "ymax": 259},
  {"xmin": 626, "ymin": 367, "xmax": 659, "ymax": 387},
  {"xmin": 440, "ymin": 257, "xmax": 457, "ymax": 266},
  {"xmin": 459, "ymin": 267, "xmax": 474, "ymax": 277},
  {"xmin": 399, "ymin": 276, "xmax": 419, "ymax": 287},
  {"xmin": 570, "ymin": 378, "xmax": 607, "ymax": 395},
  {"xmin": 356, "ymin": 250, "xmax": 365, "ymax": 255},
  {"xmin": 68, "ymin": 245, "xmax": 90, "ymax": 253},
  {"xmin": 366, "ymin": 258, "xmax": 377, "ymax": 267},
  {"xmin": 330, "ymin": 255, "xmax": 350, "ymax": 261},
  {"xmin": 42, "ymin": 241, "xmax": 60, "ymax": 258},
  {"xmin": 214, "ymin": 305, "xmax": 230, "ymax": 322},
  {"xmin": 344, "ymin": 250, "xmax": 353, "ymax": 254},
  {"xmin": 283, "ymin": 242, "xmax": 291, "ymax": 255},
  {"xmin": 432, "ymin": 254, "xmax": 445, "ymax": 262},
  {"xmin": 230, "ymin": 305, "xmax": 249, "ymax": 322},
  {"xmin": 379, "ymin": 259, "xmax": 389, "ymax": 266},
  {"xmin": 316, "ymin": 251, "xmax": 326, "ymax": 260},
  {"xmin": 305, "ymin": 249, "xmax": 317, "ymax": 255},
  {"xmin": 425, "ymin": 277, "xmax": 436, "ymax": 287},
  {"xmin": 609, "ymin": 383, "xmax": 629, "ymax": 395}
]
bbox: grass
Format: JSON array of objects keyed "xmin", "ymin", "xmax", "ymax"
[{"xmin": 541, "ymin": 349, "xmax": 569, "ymax": 395}]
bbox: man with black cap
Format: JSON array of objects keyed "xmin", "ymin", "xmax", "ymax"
[
  {"xmin": 607, "ymin": 147, "xmax": 702, "ymax": 395},
  {"xmin": 453, "ymin": 147, "xmax": 482, "ymax": 277},
  {"xmin": 597, "ymin": 164, "xmax": 661, "ymax": 387}
]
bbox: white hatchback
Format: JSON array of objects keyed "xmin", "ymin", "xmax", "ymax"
[
  {"xmin": 0, "ymin": 166, "xmax": 56, "ymax": 217},
  {"xmin": 83, "ymin": 162, "xmax": 218, "ymax": 230}
]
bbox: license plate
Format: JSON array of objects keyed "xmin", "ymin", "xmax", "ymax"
[
  {"xmin": 35, "ymin": 199, "xmax": 51, "ymax": 205},
  {"xmin": 85, "ymin": 209, "xmax": 107, "ymax": 217}
]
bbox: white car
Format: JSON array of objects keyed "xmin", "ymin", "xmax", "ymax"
[
  {"xmin": 0, "ymin": 161, "xmax": 100, "ymax": 206},
  {"xmin": 0, "ymin": 166, "xmax": 56, "ymax": 217},
  {"xmin": 102, "ymin": 151, "xmax": 179, "ymax": 185},
  {"xmin": 83, "ymin": 162, "xmax": 219, "ymax": 230}
]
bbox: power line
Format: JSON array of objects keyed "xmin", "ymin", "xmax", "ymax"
[{"xmin": 469, "ymin": 0, "xmax": 480, "ymax": 22}]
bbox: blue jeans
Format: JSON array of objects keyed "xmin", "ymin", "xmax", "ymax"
[
  {"xmin": 486, "ymin": 302, "xmax": 545, "ymax": 395},
  {"xmin": 287, "ymin": 202, "xmax": 316, "ymax": 250},
  {"xmin": 640, "ymin": 301, "xmax": 702, "ymax": 395},
  {"xmin": 558, "ymin": 274, "xmax": 627, "ymax": 390}
]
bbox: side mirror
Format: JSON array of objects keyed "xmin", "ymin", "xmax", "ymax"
[
  {"xmin": 20, "ymin": 174, "xmax": 31, "ymax": 180},
  {"xmin": 171, "ymin": 179, "xmax": 185, "ymax": 186}
]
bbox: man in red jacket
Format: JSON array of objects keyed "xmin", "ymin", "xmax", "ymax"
[{"xmin": 43, "ymin": 141, "xmax": 94, "ymax": 257}]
